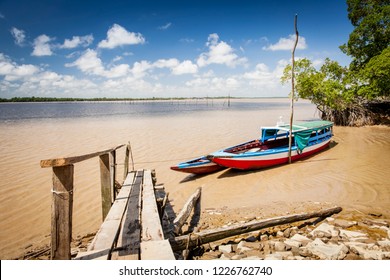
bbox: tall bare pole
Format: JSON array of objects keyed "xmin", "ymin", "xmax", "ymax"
[{"xmin": 288, "ymin": 14, "xmax": 299, "ymax": 164}]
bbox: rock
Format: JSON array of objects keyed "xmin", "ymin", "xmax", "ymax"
[
  {"xmin": 264, "ymin": 253, "xmax": 283, "ymax": 260},
  {"xmin": 276, "ymin": 231, "xmax": 284, "ymax": 238},
  {"xmin": 245, "ymin": 236, "xmax": 258, "ymax": 242},
  {"xmin": 333, "ymin": 219, "xmax": 357, "ymax": 228},
  {"xmin": 284, "ymin": 239, "xmax": 302, "ymax": 249},
  {"xmin": 274, "ymin": 241, "xmax": 286, "ymax": 251},
  {"xmin": 310, "ymin": 223, "xmax": 339, "ymax": 238},
  {"xmin": 377, "ymin": 240, "xmax": 390, "ymax": 251},
  {"xmin": 283, "ymin": 228, "xmax": 291, "ymax": 238},
  {"xmin": 218, "ymin": 244, "xmax": 232, "ymax": 254},
  {"xmin": 236, "ymin": 241, "xmax": 252, "ymax": 253},
  {"xmin": 231, "ymin": 254, "xmax": 243, "ymax": 260},
  {"xmin": 346, "ymin": 242, "xmax": 385, "ymax": 260},
  {"xmin": 305, "ymin": 238, "xmax": 348, "ymax": 260},
  {"xmin": 201, "ymin": 251, "xmax": 222, "ymax": 260},
  {"xmin": 290, "ymin": 233, "xmax": 312, "ymax": 246},
  {"xmin": 260, "ymin": 234, "xmax": 268, "ymax": 241},
  {"xmin": 339, "ymin": 229, "xmax": 368, "ymax": 241}
]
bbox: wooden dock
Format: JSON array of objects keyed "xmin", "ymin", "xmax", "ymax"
[{"xmin": 40, "ymin": 144, "xmax": 174, "ymax": 260}]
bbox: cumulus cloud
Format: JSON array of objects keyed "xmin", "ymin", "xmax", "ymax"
[
  {"xmin": 197, "ymin": 33, "xmax": 247, "ymax": 68},
  {"xmin": 65, "ymin": 49, "xmax": 130, "ymax": 78},
  {"xmin": 0, "ymin": 53, "xmax": 39, "ymax": 81},
  {"xmin": 98, "ymin": 24, "xmax": 145, "ymax": 49},
  {"xmin": 32, "ymin": 34, "xmax": 54, "ymax": 56},
  {"xmin": 10, "ymin": 27, "xmax": 26, "ymax": 46},
  {"xmin": 153, "ymin": 58, "xmax": 198, "ymax": 75},
  {"xmin": 263, "ymin": 34, "xmax": 307, "ymax": 51},
  {"xmin": 60, "ymin": 35, "xmax": 93, "ymax": 49}
]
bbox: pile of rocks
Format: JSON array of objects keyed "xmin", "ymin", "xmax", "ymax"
[{"xmin": 195, "ymin": 217, "xmax": 390, "ymax": 260}]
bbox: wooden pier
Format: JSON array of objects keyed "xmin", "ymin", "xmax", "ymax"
[{"xmin": 40, "ymin": 144, "xmax": 174, "ymax": 260}]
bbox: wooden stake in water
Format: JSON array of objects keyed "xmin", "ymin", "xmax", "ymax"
[{"xmin": 288, "ymin": 14, "xmax": 299, "ymax": 164}]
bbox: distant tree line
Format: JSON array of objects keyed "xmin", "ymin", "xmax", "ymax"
[
  {"xmin": 0, "ymin": 96, "xmax": 237, "ymax": 103},
  {"xmin": 281, "ymin": 0, "xmax": 389, "ymax": 126}
]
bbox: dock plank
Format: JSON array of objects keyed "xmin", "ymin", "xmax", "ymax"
[
  {"xmin": 111, "ymin": 170, "xmax": 143, "ymax": 260},
  {"xmin": 75, "ymin": 172, "xmax": 136, "ymax": 260},
  {"xmin": 140, "ymin": 240, "xmax": 175, "ymax": 260}
]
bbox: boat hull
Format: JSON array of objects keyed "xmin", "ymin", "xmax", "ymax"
[
  {"xmin": 170, "ymin": 156, "xmax": 225, "ymax": 174},
  {"xmin": 210, "ymin": 139, "xmax": 331, "ymax": 170}
]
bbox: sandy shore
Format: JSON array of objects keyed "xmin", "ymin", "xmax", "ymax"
[{"xmin": 0, "ymin": 100, "xmax": 389, "ymax": 259}]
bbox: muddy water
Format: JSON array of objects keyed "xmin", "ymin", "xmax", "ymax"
[{"xmin": 0, "ymin": 99, "xmax": 389, "ymax": 259}]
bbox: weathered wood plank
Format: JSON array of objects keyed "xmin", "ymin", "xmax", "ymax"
[
  {"xmin": 40, "ymin": 144, "xmax": 125, "ymax": 168},
  {"xmin": 78, "ymin": 172, "xmax": 136, "ymax": 260},
  {"xmin": 140, "ymin": 240, "xmax": 175, "ymax": 260},
  {"xmin": 173, "ymin": 187, "xmax": 201, "ymax": 235},
  {"xmin": 141, "ymin": 170, "xmax": 164, "ymax": 241},
  {"xmin": 51, "ymin": 165, "xmax": 74, "ymax": 260},
  {"xmin": 111, "ymin": 170, "xmax": 143, "ymax": 260},
  {"xmin": 110, "ymin": 150, "xmax": 116, "ymax": 202},
  {"xmin": 170, "ymin": 206, "xmax": 343, "ymax": 251},
  {"xmin": 100, "ymin": 153, "xmax": 111, "ymax": 221}
]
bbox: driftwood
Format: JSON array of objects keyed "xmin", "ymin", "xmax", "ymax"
[
  {"xmin": 172, "ymin": 187, "xmax": 202, "ymax": 235},
  {"xmin": 169, "ymin": 206, "xmax": 342, "ymax": 252}
]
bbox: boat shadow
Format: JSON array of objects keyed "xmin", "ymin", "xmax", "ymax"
[{"xmin": 217, "ymin": 140, "xmax": 339, "ymax": 179}]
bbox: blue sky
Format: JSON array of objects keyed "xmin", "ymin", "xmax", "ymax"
[{"xmin": 0, "ymin": 0, "xmax": 353, "ymax": 98}]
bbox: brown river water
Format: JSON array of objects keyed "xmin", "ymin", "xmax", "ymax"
[{"xmin": 0, "ymin": 98, "xmax": 389, "ymax": 259}]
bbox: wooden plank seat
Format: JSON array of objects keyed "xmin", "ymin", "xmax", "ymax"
[{"xmin": 75, "ymin": 169, "xmax": 174, "ymax": 260}]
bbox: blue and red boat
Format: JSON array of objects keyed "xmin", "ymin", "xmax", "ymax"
[
  {"xmin": 170, "ymin": 120, "xmax": 333, "ymax": 174},
  {"xmin": 207, "ymin": 120, "xmax": 333, "ymax": 170}
]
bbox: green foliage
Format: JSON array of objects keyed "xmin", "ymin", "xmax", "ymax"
[
  {"xmin": 340, "ymin": 0, "xmax": 390, "ymax": 70},
  {"xmin": 281, "ymin": 58, "xmax": 351, "ymax": 112}
]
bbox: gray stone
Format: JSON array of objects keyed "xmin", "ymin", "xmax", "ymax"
[
  {"xmin": 284, "ymin": 239, "xmax": 302, "ymax": 248},
  {"xmin": 276, "ymin": 231, "xmax": 284, "ymax": 238},
  {"xmin": 310, "ymin": 223, "xmax": 339, "ymax": 238},
  {"xmin": 290, "ymin": 233, "xmax": 312, "ymax": 246},
  {"xmin": 260, "ymin": 234, "xmax": 268, "ymax": 241},
  {"xmin": 333, "ymin": 219, "xmax": 358, "ymax": 228},
  {"xmin": 306, "ymin": 238, "xmax": 348, "ymax": 260},
  {"xmin": 377, "ymin": 239, "xmax": 390, "ymax": 251},
  {"xmin": 264, "ymin": 253, "xmax": 283, "ymax": 260},
  {"xmin": 274, "ymin": 241, "xmax": 286, "ymax": 251},
  {"xmin": 346, "ymin": 242, "xmax": 385, "ymax": 260},
  {"xmin": 283, "ymin": 228, "xmax": 292, "ymax": 238},
  {"xmin": 218, "ymin": 244, "xmax": 232, "ymax": 254},
  {"xmin": 339, "ymin": 229, "xmax": 368, "ymax": 241},
  {"xmin": 236, "ymin": 241, "xmax": 252, "ymax": 253}
]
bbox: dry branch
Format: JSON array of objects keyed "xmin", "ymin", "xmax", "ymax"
[{"xmin": 170, "ymin": 206, "xmax": 342, "ymax": 251}]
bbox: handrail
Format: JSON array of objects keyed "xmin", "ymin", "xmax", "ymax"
[
  {"xmin": 40, "ymin": 144, "xmax": 125, "ymax": 168},
  {"xmin": 40, "ymin": 143, "xmax": 130, "ymax": 260}
]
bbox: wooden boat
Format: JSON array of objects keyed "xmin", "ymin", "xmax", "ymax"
[
  {"xmin": 207, "ymin": 120, "xmax": 333, "ymax": 170},
  {"xmin": 170, "ymin": 155, "xmax": 225, "ymax": 174}
]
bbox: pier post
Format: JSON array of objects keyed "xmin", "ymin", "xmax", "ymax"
[
  {"xmin": 99, "ymin": 154, "xmax": 111, "ymax": 221},
  {"xmin": 110, "ymin": 150, "xmax": 116, "ymax": 201},
  {"xmin": 51, "ymin": 165, "xmax": 74, "ymax": 260}
]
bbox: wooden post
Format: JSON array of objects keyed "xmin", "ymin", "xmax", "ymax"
[
  {"xmin": 288, "ymin": 14, "xmax": 299, "ymax": 164},
  {"xmin": 123, "ymin": 144, "xmax": 130, "ymax": 180},
  {"xmin": 51, "ymin": 165, "xmax": 74, "ymax": 260},
  {"xmin": 99, "ymin": 153, "xmax": 111, "ymax": 221},
  {"xmin": 110, "ymin": 150, "xmax": 116, "ymax": 201}
]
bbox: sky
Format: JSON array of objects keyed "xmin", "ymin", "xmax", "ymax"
[{"xmin": 0, "ymin": 0, "xmax": 354, "ymax": 98}]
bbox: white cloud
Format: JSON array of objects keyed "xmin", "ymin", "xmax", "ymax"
[
  {"xmin": 0, "ymin": 53, "xmax": 39, "ymax": 81},
  {"xmin": 60, "ymin": 35, "xmax": 93, "ymax": 49},
  {"xmin": 263, "ymin": 34, "xmax": 307, "ymax": 51},
  {"xmin": 65, "ymin": 48, "xmax": 130, "ymax": 78},
  {"xmin": 158, "ymin": 22, "xmax": 172, "ymax": 30},
  {"xmin": 32, "ymin": 34, "xmax": 54, "ymax": 56},
  {"xmin": 197, "ymin": 33, "xmax": 247, "ymax": 68},
  {"xmin": 10, "ymin": 27, "xmax": 26, "ymax": 46},
  {"xmin": 172, "ymin": 60, "xmax": 198, "ymax": 75},
  {"xmin": 98, "ymin": 24, "xmax": 145, "ymax": 49}
]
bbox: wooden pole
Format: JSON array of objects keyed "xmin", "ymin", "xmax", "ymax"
[
  {"xmin": 123, "ymin": 144, "xmax": 130, "ymax": 180},
  {"xmin": 99, "ymin": 153, "xmax": 111, "ymax": 221},
  {"xmin": 170, "ymin": 206, "xmax": 342, "ymax": 252},
  {"xmin": 110, "ymin": 150, "xmax": 116, "ymax": 201},
  {"xmin": 288, "ymin": 14, "xmax": 299, "ymax": 164},
  {"xmin": 51, "ymin": 165, "xmax": 74, "ymax": 260}
]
